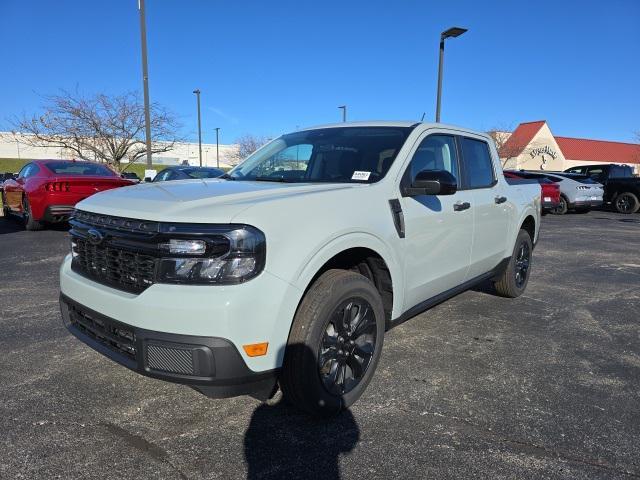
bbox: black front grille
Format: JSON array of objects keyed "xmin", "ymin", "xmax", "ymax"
[
  {"xmin": 72, "ymin": 238, "xmax": 156, "ymax": 294},
  {"xmin": 69, "ymin": 210, "xmax": 232, "ymax": 294},
  {"xmin": 67, "ymin": 301, "xmax": 136, "ymax": 360}
]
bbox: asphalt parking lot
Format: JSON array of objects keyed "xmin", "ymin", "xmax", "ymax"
[{"xmin": 1, "ymin": 210, "xmax": 639, "ymax": 480}]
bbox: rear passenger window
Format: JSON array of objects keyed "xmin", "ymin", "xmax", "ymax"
[
  {"xmin": 460, "ymin": 138, "xmax": 495, "ymax": 189},
  {"xmin": 408, "ymin": 135, "xmax": 459, "ymax": 184}
]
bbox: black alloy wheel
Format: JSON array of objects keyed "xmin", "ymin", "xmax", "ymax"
[
  {"xmin": 514, "ymin": 241, "xmax": 531, "ymax": 289},
  {"xmin": 552, "ymin": 196, "xmax": 568, "ymax": 215},
  {"xmin": 22, "ymin": 196, "xmax": 43, "ymax": 230},
  {"xmin": 318, "ymin": 298, "xmax": 377, "ymax": 396},
  {"xmin": 494, "ymin": 228, "xmax": 533, "ymax": 298},
  {"xmin": 615, "ymin": 192, "xmax": 639, "ymax": 214}
]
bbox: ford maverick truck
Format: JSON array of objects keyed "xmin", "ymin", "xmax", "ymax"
[{"xmin": 59, "ymin": 122, "xmax": 541, "ymax": 415}]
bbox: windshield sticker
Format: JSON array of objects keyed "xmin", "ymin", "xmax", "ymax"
[{"xmin": 352, "ymin": 171, "xmax": 371, "ymax": 181}]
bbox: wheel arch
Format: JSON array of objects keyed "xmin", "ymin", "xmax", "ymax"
[
  {"xmin": 293, "ymin": 234, "xmax": 403, "ymax": 325},
  {"xmin": 520, "ymin": 215, "xmax": 536, "ymax": 244}
]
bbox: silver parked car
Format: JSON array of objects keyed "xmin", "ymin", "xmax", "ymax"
[{"xmin": 521, "ymin": 171, "xmax": 604, "ymax": 214}]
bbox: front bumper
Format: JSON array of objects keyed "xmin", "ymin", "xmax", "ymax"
[
  {"xmin": 60, "ymin": 294, "xmax": 279, "ymax": 399},
  {"xmin": 59, "ymin": 254, "xmax": 302, "ymax": 372}
]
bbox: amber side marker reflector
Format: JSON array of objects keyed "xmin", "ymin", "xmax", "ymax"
[{"xmin": 243, "ymin": 342, "xmax": 269, "ymax": 357}]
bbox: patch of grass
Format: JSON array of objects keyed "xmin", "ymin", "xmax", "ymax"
[{"xmin": 0, "ymin": 158, "xmax": 29, "ymax": 174}]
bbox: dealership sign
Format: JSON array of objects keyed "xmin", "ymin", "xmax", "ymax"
[
  {"xmin": 530, "ymin": 145, "xmax": 557, "ymax": 160},
  {"xmin": 529, "ymin": 145, "xmax": 558, "ymax": 170}
]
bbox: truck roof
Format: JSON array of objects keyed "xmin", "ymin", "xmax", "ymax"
[{"xmin": 300, "ymin": 120, "xmax": 485, "ymax": 135}]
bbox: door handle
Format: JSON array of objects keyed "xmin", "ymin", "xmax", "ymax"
[
  {"xmin": 453, "ymin": 201, "xmax": 471, "ymax": 211},
  {"xmin": 495, "ymin": 196, "xmax": 507, "ymax": 204}
]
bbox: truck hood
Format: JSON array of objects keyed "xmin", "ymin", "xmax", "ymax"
[{"xmin": 76, "ymin": 178, "xmax": 358, "ymax": 223}]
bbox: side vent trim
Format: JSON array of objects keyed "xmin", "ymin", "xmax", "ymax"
[{"xmin": 388, "ymin": 199, "xmax": 405, "ymax": 238}]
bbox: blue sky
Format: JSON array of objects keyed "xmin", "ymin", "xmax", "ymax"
[{"xmin": 1, "ymin": 0, "xmax": 639, "ymax": 144}]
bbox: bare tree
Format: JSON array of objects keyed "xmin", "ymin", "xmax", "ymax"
[
  {"xmin": 7, "ymin": 90, "xmax": 181, "ymax": 171},
  {"xmin": 228, "ymin": 134, "xmax": 271, "ymax": 166},
  {"xmin": 487, "ymin": 125, "xmax": 524, "ymax": 168}
]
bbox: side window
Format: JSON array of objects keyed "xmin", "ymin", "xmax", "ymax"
[
  {"xmin": 407, "ymin": 135, "xmax": 459, "ymax": 184},
  {"xmin": 155, "ymin": 170, "xmax": 170, "ymax": 182},
  {"xmin": 18, "ymin": 164, "xmax": 33, "ymax": 178},
  {"xmin": 609, "ymin": 166, "xmax": 630, "ymax": 178},
  {"xmin": 460, "ymin": 137, "xmax": 495, "ymax": 189}
]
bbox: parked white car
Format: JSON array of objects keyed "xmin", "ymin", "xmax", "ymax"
[
  {"xmin": 521, "ymin": 170, "xmax": 604, "ymax": 215},
  {"xmin": 59, "ymin": 122, "xmax": 541, "ymax": 415}
]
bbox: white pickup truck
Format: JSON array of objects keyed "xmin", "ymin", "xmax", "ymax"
[{"xmin": 59, "ymin": 122, "xmax": 541, "ymax": 415}]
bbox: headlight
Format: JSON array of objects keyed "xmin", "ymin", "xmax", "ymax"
[{"xmin": 156, "ymin": 225, "xmax": 266, "ymax": 285}]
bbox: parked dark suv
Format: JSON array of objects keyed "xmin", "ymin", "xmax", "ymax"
[{"xmin": 564, "ymin": 164, "xmax": 640, "ymax": 213}]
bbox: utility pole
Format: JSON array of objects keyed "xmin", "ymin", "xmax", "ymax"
[
  {"xmin": 138, "ymin": 0, "xmax": 153, "ymax": 166},
  {"xmin": 435, "ymin": 27, "xmax": 468, "ymax": 122},
  {"xmin": 214, "ymin": 127, "xmax": 220, "ymax": 168},
  {"xmin": 338, "ymin": 105, "xmax": 347, "ymax": 122},
  {"xmin": 193, "ymin": 89, "xmax": 202, "ymax": 167}
]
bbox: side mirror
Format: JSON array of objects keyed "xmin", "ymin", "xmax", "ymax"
[{"xmin": 404, "ymin": 169, "xmax": 457, "ymax": 196}]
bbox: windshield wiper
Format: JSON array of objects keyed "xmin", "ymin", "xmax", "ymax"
[{"xmin": 252, "ymin": 176, "xmax": 296, "ymax": 183}]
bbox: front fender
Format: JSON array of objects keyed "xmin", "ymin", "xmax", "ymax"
[{"xmin": 290, "ymin": 231, "xmax": 404, "ymax": 319}]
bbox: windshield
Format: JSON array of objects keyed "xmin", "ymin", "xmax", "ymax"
[
  {"xmin": 227, "ymin": 126, "xmax": 414, "ymax": 183},
  {"xmin": 45, "ymin": 162, "xmax": 116, "ymax": 176}
]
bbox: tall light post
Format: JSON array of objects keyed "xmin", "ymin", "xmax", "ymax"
[
  {"xmin": 338, "ymin": 105, "xmax": 347, "ymax": 122},
  {"xmin": 138, "ymin": 0, "xmax": 153, "ymax": 166},
  {"xmin": 193, "ymin": 89, "xmax": 202, "ymax": 166},
  {"xmin": 435, "ymin": 26, "xmax": 467, "ymax": 123},
  {"xmin": 214, "ymin": 127, "xmax": 220, "ymax": 168}
]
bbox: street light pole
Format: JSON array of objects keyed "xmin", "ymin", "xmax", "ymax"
[
  {"xmin": 338, "ymin": 105, "xmax": 347, "ymax": 122},
  {"xmin": 138, "ymin": 0, "xmax": 153, "ymax": 166},
  {"xmin": 214, "ymin": 127, "xmax": 220, "ymax": 168},
  {"xmin": 193, "ymin": 89, "xmax": 202, "ymax": 167},
  {"xmin": 435, "ymin": 26, "xmax": 468, "ymax": 123}
]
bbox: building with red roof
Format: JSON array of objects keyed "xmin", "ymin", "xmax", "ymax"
[{"xmin": 498, "ymin": 121, "xmax": 640, "ymax": 174}]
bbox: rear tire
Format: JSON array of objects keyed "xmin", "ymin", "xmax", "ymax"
[
  {"xmin": 614, "ymin": 192, "xmax": 639, "ymax": 214},
  {"xmin": 551, "ymin": 195, "xmax": 568, "ymax": 215},
  {"xmin": 280, "ymin": 269, "xmax": 385, "ymax": 416},
  {"xmin": 494, "ymin": 229, "xmax": 533, "ymax": 298},
  {"xmin": 22, "ymin": 196, "xmax": 44, "ymax": 231}
]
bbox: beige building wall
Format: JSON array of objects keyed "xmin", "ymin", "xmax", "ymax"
[
  {"xmin": 504, "ymin": 123, "xmax": 566, "ymax": 171},
  {"xmin": 0, "ymin": 132, "xmax": 239, "ymax": 169}
]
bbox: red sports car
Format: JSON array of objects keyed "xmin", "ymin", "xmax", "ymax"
[{"xmin": 1, "ymin": 160, "xmax": 133, "ymax": 230}]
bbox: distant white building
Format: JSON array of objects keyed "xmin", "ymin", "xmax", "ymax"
[{"xmin": 0, "ymin": 132, "xmax": 239, "ymax": 168}]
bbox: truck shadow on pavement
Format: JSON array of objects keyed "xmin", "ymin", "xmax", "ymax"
[
  {"xmin": 0, "ymin": 217, "xmax": 24, "ymax": 234},
  {"xmin": 243, "ymin": 344, "xmax": 360, "ymax": 480},
  {"xmin": 244, "ymin": 400, "xmax": 359, "ymax": 480},
  {"xmin": 0, "ymin": 217, "xmax": 70, "ymax": 235}
]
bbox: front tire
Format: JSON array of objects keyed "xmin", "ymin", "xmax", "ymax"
[
  {"xmin": 280, "ymin": 269, "xmax": 385, "ymax": 416},
  {"xmin": 614, "ymin": 192, "xmax": 639, "ymax": 214},
  {"xmin": 494, "ymin": 229, "xmax": 533, "ymax": 298},
  {"xmin": 22, "ymin": 196, "xmax": 44, "ymax": 231}
]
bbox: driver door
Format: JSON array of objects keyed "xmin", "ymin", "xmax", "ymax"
[{"xmin": 399, "ymin": 132, "xmax": 474, "ymax": 310}]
